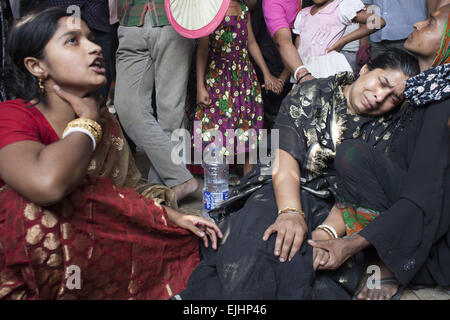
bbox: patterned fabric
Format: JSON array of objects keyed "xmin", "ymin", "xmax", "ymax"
[
  {"xmin": 0, "ymin": 106, "xmax": 200, "ymax": 299},
  {"xmin": 120, "ymin": 0, "xmax": 148, "ymax": 26},
  {"xmin": 147, "ymin": 0, "xmax": 169, "ymax": 27},
  {"xmin": 339, "ymin": 204, "xmax": 380, "ymax": 237},
  {"xmin": 193, "ymin": 4, "xmax": 264, "ymax": 155},
  {"xmin": 275, "ymin": 72, "xmax": 373, "ymax": 186},
  {"xmin": 432, "ymin": 14, "xmax": 450, "ymax": 67},
  {"xmin": 119, "ymin": 0, "xmax": 168, "ymax": 27},
  {"xmin": 404, "ymin": 64, "xmax": 450, "ymax": 107}
]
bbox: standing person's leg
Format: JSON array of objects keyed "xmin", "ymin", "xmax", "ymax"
[
  {"xmin": 114, "ymin": 17, "xmax": 194, "ymax": 193},
  {"xmin": 153, "ymin": 25, "xmax": 194, "ymax": 135},
  {"xmin": 147, "ymin": 24, "xmax": 198, "ymax": 197}
]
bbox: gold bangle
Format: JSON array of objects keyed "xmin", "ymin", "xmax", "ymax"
[
  {"xmin": 63, "ymin": 123, "xmax": 101, "ymax": 144},
  {"xmin": 65, "ymin": 118, "xmax": 102, "ymax": 143},
  {"xmin": 316, "ymin": 226, "xmax": 336, "ymax": 239},
  {"xmin": 67, "ymin": 118, "xmax": 102, "ymax": 131},
  {"xmin": 67, "ymin": 118, "xmax": 102, "ymax": 137},
  {"xmin": 278, "ymin": 207, "xmax": 306, "ymax": 219}
]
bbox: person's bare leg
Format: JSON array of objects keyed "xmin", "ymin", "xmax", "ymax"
[
  {"xmin": 172, "ymin": 178, "xmax": 199, "ymax": 202},
  {"xmin": 357, "ymin": 257, "xmax": 400, "ymax": 300}
]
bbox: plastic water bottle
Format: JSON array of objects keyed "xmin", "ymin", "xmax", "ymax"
[{"xmin": 202, "ymin": 148, "xmax": 229, "ymax": 218}]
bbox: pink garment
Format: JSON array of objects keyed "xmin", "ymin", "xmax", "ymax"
[
  {"xmin": 294, "ymin": 0, "xmax": 363, "ymax": 58},
  {"xmin": 262, "ymin": 0, "xmax": 300, "ymax": 37}
]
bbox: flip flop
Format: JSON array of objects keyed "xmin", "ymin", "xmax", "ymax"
[{"xmin": 353, "ymin": 277, "xmax": 404, "ymax": 300}]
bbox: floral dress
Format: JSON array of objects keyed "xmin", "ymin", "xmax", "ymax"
[{"xmin": 193, "ymin": 4, "xmax": 264, "ymax": 156}]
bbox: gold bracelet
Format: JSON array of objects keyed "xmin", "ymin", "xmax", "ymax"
[
  {"xmin": 66, "ymin": 118, "xmax": 102, "ymax": 137},
  {"xmin": 63, "ymin": 123, "xmax": 101, "ymax": 144},
  {"xmin": 316, "ymin": 226, "xmax": 336, "ymax": 239},
  {"xmin": 277, "ymin": 207, "xmax": 306, "ymax": 219},
  {"xmin": 67, "ymin": 118, "xmax": 102, "ymax": 132},
  {"xmin": 65, "ymin": 118, "xmax": 102, "ymax": 143}
]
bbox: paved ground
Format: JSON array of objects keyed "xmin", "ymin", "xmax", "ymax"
[{"xmin": 134, "ymin": 150, "xmax": 450, "ymax": 300}]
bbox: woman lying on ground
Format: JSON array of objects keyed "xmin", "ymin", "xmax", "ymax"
[
  {"xmin": 0, "ymin": 8, "xmax": 222, "ymax": 300},
  {"xmin": 308, "ymin": 4, "xmax": 450, "ymax": 300},
  {"xmin": 175, "ymin": 48, "xmax": 420, "ymax": 300}
]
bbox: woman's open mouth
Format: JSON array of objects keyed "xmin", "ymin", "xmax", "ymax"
[{"xmin": 89, "ymin": 57, "xmax": 106, "ymax": 74}]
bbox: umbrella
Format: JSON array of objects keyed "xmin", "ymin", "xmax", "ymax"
[{"xmin": 165, "ymin": 0, "xmax": 230, "ymax": 39}]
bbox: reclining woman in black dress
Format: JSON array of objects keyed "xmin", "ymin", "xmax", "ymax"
[{"xmin": 175, "ymin": 48, "xmax": 420, "ymax": 300}]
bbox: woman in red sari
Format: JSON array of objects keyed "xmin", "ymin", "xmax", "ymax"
[{"xmin": 0, "ymin": 7, "xmax": 222, "ymax": 300}]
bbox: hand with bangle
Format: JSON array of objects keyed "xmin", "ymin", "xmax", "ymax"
[
  {"xmin": 54, "ymin": 85, "xmax": 102, "ymax": 151},
  {"xmin": 263, "ymin": 205, "xmax": 308, "ymax": 263},
  {"xmin": 294, "ymin": 65, "xmax": 315, "ymax": 84},
  {"xmin": 311, "ymin": 224, "xmax": 338, "ymax": 270}
]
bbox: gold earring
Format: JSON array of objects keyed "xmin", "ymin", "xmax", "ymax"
[{"xmin": 38, "ymin": 77, "xmax": 45, "ymax": 94}]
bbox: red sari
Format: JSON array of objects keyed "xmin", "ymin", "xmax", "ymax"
[{"xmin": 0, "ymin": 100, "xmax": 199, "ymax": 299}]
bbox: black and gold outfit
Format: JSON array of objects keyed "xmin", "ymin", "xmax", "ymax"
[{"xmin": 177, "ymin": 72, "xmax": 408, "ymax": 300}]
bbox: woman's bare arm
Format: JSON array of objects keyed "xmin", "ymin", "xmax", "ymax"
[
  {"xmin": 0, "ymin": 134, "xmax": 94, "ymax": 206},
  {"xmin": 263, "ymin": 149, "xmax": 308, "ymax": 262},
  {"xmin": 0, "ymin": 90, "xmax": 100, "ymax": 206},
  {"xmin": 272, "ymin": 28, "xmax": 314, "ymax": 83},
  {"xmin": 247, "ymin": 16, "xmax": 279, "ymax": 92}
]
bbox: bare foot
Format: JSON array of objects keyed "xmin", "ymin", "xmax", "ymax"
[
  {"xmin": 357, "ymin": 258, "xmax": 400, "ymax": 300},
  {"xmin": 172, "ymin": 178, "xmax": 199, "ymax": 202}
]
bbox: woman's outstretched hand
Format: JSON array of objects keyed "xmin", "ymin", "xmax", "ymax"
[
  {"xmin": 53, "ymin": 85, "xmax": 100, "ymax": 121},
  {"xmin": 262, "ymin": 213, "xmax": 307, "ymax": 263},
  {"xmin": 165, "ymin": 206, "xmax": 223, "ymax": 250}
]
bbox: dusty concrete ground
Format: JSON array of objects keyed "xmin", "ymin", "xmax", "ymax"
[{"xmin": 134, "ymin": 149, "xmax": 450, "ymax": 300}]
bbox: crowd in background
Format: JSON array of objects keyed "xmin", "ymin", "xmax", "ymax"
[{"xmin": 1, "ymin": 0, "xmax": 441, "ymax": 193}]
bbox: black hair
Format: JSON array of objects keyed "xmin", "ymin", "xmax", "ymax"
[
  {"xmin": 2, "ymin": 7, "xmax": 71, "ymax": 102},
  {"xmin": 366, "ymin": 48, "xmax": 420, "ymax": 77}
]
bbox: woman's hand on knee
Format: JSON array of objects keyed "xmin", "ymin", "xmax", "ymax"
[{"xmin": 262, "ymin": 213, "xmax": 307, "ymax": 263}]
